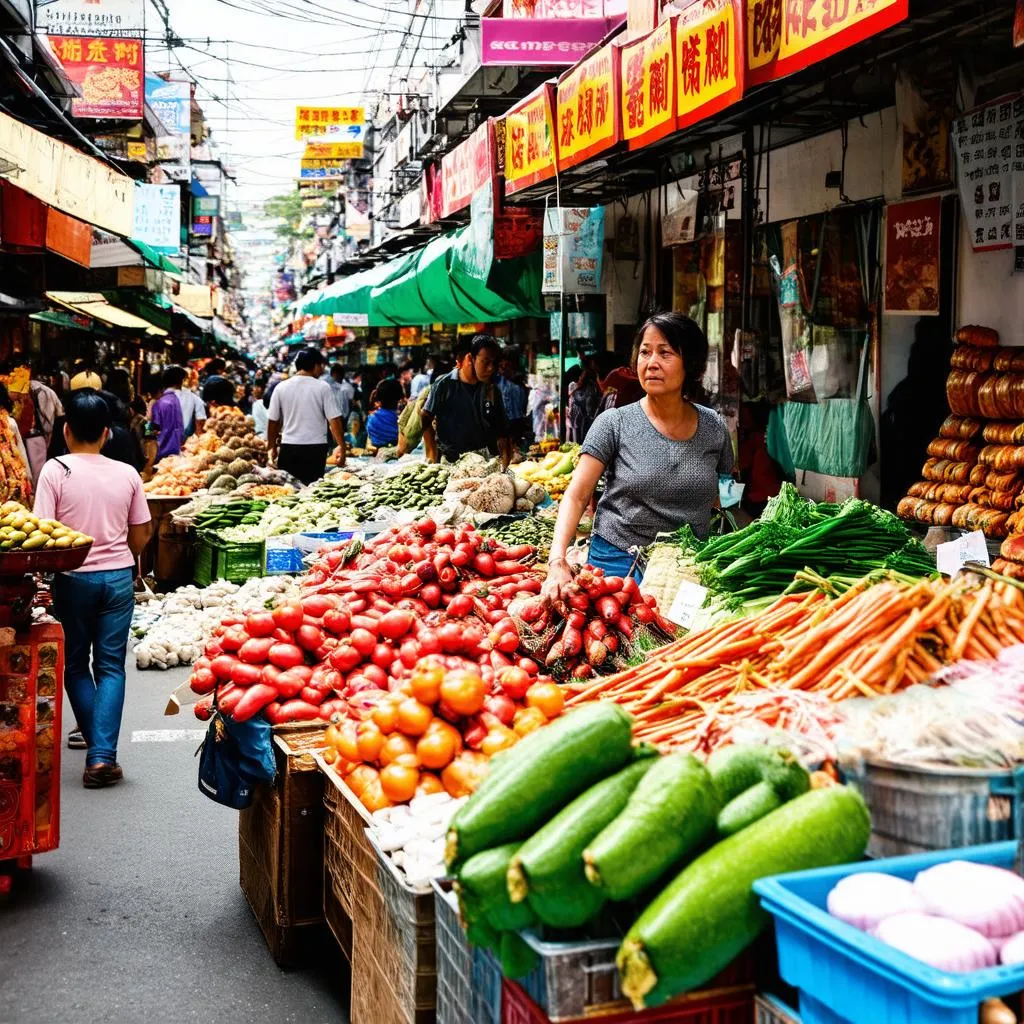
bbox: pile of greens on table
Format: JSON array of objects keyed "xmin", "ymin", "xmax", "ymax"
[{"xmin": 671, "ymin": 484, "xmax": 935, "ymax": 606}]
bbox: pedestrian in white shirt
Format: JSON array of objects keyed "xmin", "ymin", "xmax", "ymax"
[
  {"xmin": 251, "ymin": 378, "xmax": 269, "ymax": 439},
  {"xmin": 164, "ymin": 365, "xmax": 206, "ymax": 437},
  {"xmin": 267, "ymin": 349, "xmax": 346, "ymax": 484}
]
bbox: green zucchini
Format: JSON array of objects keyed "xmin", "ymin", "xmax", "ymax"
[
  {"xmin": 707, "ymin": 744, "xmax": 810, "ymax": 837},
  {"xmin": 499, "ymin": 931, "xmax": 538, "ymax": 980},
  {"xmin": 583, "ymin": 753, "xmax": 719, "ymax": 901},
  {"xmin": 508, "ymin": 758, "xmax": 655, "ymax": 928},
  {"xmin": 456, "ymin": 844, "xmax": 537, "ymax": 932},
  {"xmin": 445, "ymin": 703, "xmax": 635, "ymax": 869},
  {"xmin": 617, "ymin": 785, "xmax": 870, "ymax": 1010},
  {"xmin": 716, "ymin": 781, "xmax": 782, "ymax": 837}
]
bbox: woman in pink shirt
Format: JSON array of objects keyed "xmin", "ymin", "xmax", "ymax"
[{"xmin": 34, "ymin": 391, "xmax": 154, "ymax": 788}]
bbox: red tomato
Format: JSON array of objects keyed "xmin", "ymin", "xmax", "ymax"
[
  {"xmin": 330, "ymin": 643, "xmax": 362, "ymax": 672},
  {"xmin": 261, "ymin": 664, "xmax": 284, "ymax": 687},
  {"xmin": 446, "ymin": 594, "xmax": 473, "ymax": 618},
  {"xmin": 272, "ymin": 602, "xmax": 304, "ymax": 632},
  {"xmin": 302, "ymin": 594, "xmax": 337, "ymax": 618},
  {"xmin": 349, "ymin": 628, "xmax": 377, "ymax": 658},
  {"xmin": 296, "ymin": 623, "xmax": 325, "ymax": 653},
  {"xmin": 245, "ymin": 611, "xmax": 276, "ymax": 638},
  {"xmin": 238, "ymin": 637, "xmax": 275, "ymax": 665},
  {"xmin": 372, "ymin": 643, "xmax": 395, "ymax": 670},
  {"xmin": 274, "ymin": 672, "xmax": 306, "ymax": 699},
  {"xmin": 210, "ymin": 654, "xmax": 238, "ymax": 682},
  {"xmin": 497, "ymin": 666, "xmax": 531, "ymax": 700},
  {"xmin": 230, "ymin": 662, "xmax": 264, "ymax": 688},
  {"xmin": 232, "ymin": 683, "xmax": 278, "ymax": 723},
  {"xmin": 220, "ymin": 628, "xmax": 249, "ymax": 653},
  {"xmin": 361, "ymin": 664, "xmax": 389, "ymax": 689},
  {"xmin": 323, "ymin": 607, "xmax": 352, "ymax": 635},
  {"xmin": 379, "ymin": 609, "xmax": 415, "ymax": 640},
  {"xmin": 268, "ymin": 643, "xmax": 305, "ymax": 670},
  {"xmin": 438, "ymin": 623, "xmax": 464, "ymax": 654},
  {"xmin": 417, "ymin": 628, "xmax": 441, "ymax": 655},
  {"xmin": 399, "ymin": 639, "xmax": 421, "ymax": 669},
  {"xmin": 189, "ymin": 668, "xmax": 216, "ymax": 695},
  {"xmin": 288, "ymin": 664, "xmax": 314, "ymax": 683},
  {"xmin": 351, "ymin": 615, "xmax": 380, "ymax": 635},
  {"xmin": 420, "ymin": 583, "xmax": 441, "ymax": 608}
]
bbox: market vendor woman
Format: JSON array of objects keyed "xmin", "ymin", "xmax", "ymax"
[{"xmin": 545, "ymin": 312, "xmax": 733, "ymax": 589}]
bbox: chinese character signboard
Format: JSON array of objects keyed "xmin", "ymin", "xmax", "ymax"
[
  {"xmin": 776, "ymin": 0, "xmax": 908, "ymax": 79},
  {"xmin": 542, "ymin": 206, "xmax": 606, "ymax": 293},
  {"xmin": 675, "ymin": 0, "xmax": 743, "ymax": 132},
  {"xmin": 505, "ymin": 83, "xmax": 557, "ymax": 195},
  {"xmin": 39, "ymin": 0, "xmax": 143, "ymax": 37},
  {"xmin": 50, "ymin": 36, "xmax": 144, "ymax": 119},
  {"xmin": 620, "ymin": 17, "xmax": 675, "ymax": 150},
  {"xmin": 481, "ymin": 16, "xmax": 620, "ymax": 66},
  {"xmin": 441, "ymin": 120, "xmax": 496, "ymax": 219},
  {"xmin": 304, "ymin": 141, "xmax": 359, "ymax": 160},
  {"xmin": 952, "ymin": 95, "xmax": 1024, "ymax": 253},
  {"xmin": 746, "ymin": 0, "xmax": 781, "ymax": 84},
  {"xmin": 884, "ymin": 196, "xmax": 942, "ymax": 315},
  {"xmin": 132, "ymin": 183, "xmax": 179, "ymax": 254},
  {"xmin": 295, "ymin": 106, "xmax": 364, "ymax": 140},
  {"xmin": 556, "ymin": 42, "xmax": 619, "ymax": 171},
  {"xmin": 299, "ymin": 158, "xmax": 347, "ymax": 180}
]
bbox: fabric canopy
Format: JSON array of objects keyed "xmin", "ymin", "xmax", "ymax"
[
  {"xmin": 296, "ymin": 228, "xmax": 544, "ymax": 327},
  {"xmin": 45, "ymin": 291, "xmax": 168, "ymax": 336}
]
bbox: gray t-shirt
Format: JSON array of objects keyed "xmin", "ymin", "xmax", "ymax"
[{"xmin": 582, "ymin": 402, "xmax": 734, "ymax": 549}]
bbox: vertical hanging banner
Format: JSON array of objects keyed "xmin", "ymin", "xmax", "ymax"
[
  {"xmin": 620, "ymin": 17, "xmax": 676, "ymax": 150},
  {"xmin": 542, "ymin": 207, "xmax": 606, "ymax": 294},
  {"xmin": 49, "ymin": 36, "xmax": 144, "ymax": 118},
  {"xmin": 38, "ymin": 0, "xmax": 144, "ymax": 37},
  {"xmin": 775, "ymin": 0, "xmax": 908, "ymax": 80},
  {"xmin": 884, "ymin": 196, "xmax": 942, "ymax": 315},
  {"xmin": 504, "ymin": 83, "xmax": 557, "ymax": 195},
  {"xmin": 745, "ymin": 0, "xmax": 782, "ymax": 85},
  {"xmin": 145, "ymin": 75, "xmax": 191, "ymax": 176},
  {"xmin": 132, "ymin": 183, "xmax": 180, "ymax": 254},
  {"xmin": 675, "ymin": 0, "xmax": 744, "ymax": 132},
  {"xmin": 441, "ymin": 120, "xmax": 496, "ymax": 218},
  {"xmin": 555, "ymin": 42, "xmax": 620, "ymax": 171}
]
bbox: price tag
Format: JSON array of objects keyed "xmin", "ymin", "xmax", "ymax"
[
  {"xmin": 936, "ymin": 530, "xmax": 990, "ymax": 578},
  {"xmin": 667, "ymin": 580, "xmax": 709, "ymax": 630}
]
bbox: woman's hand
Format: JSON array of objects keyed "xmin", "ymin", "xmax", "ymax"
[{"xmin": 541, "ymin": 557, "xmax": 573, "ymax": 606}]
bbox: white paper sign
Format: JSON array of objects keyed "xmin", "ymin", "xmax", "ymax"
[
  {"xmin": 667, "ymin": 580, "xmax": 709, "ymax": 630},
  {"xmin": 937, "ymin": 531, "xmax": 990, "ymax": 578}
]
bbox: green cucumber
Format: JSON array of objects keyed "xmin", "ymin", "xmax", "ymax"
[
  {"xmin": 445, "ymin": 703, "xmax": 635, "ymax": 869},
  {"xmin": 508, "ymin": 757, "xmax": 655, "ymax": 928},
  {"xmin": 618, "ymin": 785, "xmax": 870, "ymax": 1010},
  {"xmin": 583, "ymin": 753, "xmax": 719, "ymax": 901},
  {"xmin": 457, "ymin": 844, "xmax": 537, "ymax": 932},
  {"xmin": 499, "ymin": 931, "xmax": 538, "ymax": 980},
  {"xmin": 716, "ymin": 781, "xmax": 783, "ymax": 837}
]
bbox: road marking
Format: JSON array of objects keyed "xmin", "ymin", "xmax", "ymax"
[{"xmin": 131, "ymin": 729, "xmax": 206, "ymax": 743}]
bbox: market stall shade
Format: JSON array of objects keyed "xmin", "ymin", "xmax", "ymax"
[
  {"xmin": 29, "ymin": 309, "xmax": 109, "ymax": 335},
  {"xmin": 44, "ymin": 290, "xmax": 167, "ymax": 336}
]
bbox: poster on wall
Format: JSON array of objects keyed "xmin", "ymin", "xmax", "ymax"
[
  {"xmin": 952, "ymin": 95, "xmax": 1024, "ymax": 253},
  {"xmin": 542, "ymin": 207, "xmax": 605, "ymax": 294},
  {"xmin": 884, "ymin": 196, "xmax": 942, "ymax": 315},
  {"xmin": 132, "ymin": 183, "xmax": 179, "ymax": 254}
]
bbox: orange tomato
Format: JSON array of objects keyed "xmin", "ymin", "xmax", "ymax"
[
  {"xmin": 372, "ymin": 697, "xmax": 401, "ymax": 734},
  {"xmin": 416, "ymin": 723, "xmax": 460, "ymax": 770},
  {"xmin": 345, "ymin": 764, "xmax": 379, "ymax": 797},
  {"xmin": 356, "ymin": 721, "xmax": 385, "ymax": 762},
  {"xmin": 396, "ymin": 698, "xmax": 434, "ymax": 736},
  {"xmin": 380, "ymin": 732, "xmax": 417, "ymax": 766},
  {"xmin": 416, "ymin": 772, "xmax": 445, "ymax": 796},
  {"xmin": 336, "ymin": 722, "xmax": 360, "ymax": 762},
  {"xmin": 481, "ymin": 726, "xmax": 518, "ymax": 756},
  {"xmin": 512, "ymin": 706, "xmax": 548, "ymax": 737},
  {"xmin": 391, "ymin": 752, "xmax": 421, "ymax": 769},
  {"xmin": 321, "ymin": 746, "xmax": 338, "ymax": 764},
  {"xmin": 324, "ymin": 722, "xmax": 341, "ymax": 749},
  {"xmin": 441, "ymin": 751, "xmax": 490, "ymax": 798},
  {"xmin": 439, "ymin": 670, "xmax": 487, "ymax": 717},
  {"xmin": 360, "ymin": 778, "xmax": 395, "ymax": 812},
  {"xmin": 379, "ymin": 762, "xmax": 420, "ymax": 803},
  {"xmin": 409, "ymin": 663, "xmax": 444, "ymax": 705},
  {"xmin": 526, "ymin": 682, "xmax": 565, "ymax": 719}
]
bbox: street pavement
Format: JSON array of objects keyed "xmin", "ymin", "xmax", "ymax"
[{"xmin": 0, "ymin": 661, "xmax": 348, "ymax": 1024}]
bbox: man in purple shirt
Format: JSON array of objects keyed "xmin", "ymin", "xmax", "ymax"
[{"xmin": 150, "ymin": 368, "xmax": 185, "ymax": 461}]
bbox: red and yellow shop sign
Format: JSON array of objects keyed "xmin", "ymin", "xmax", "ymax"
[
  {"xmin": 556, "ymin": 42, "xmax": 620, "ymax": 171},
  {"xmin": 676, "ymin": 0, "xmax": 744, "ymax": 132},
  {"xmin": 505, "ymin": 83, "xmax": 557, "ymax": 194},
  {"xmin": 776, "ymin": 0, "xmax": 908, "ymax": 79},
  {"xmin": 620, "ymin": 17, "xmax": 676, "ymax": 150},
  {"xmin": 746, "ymin": 0, "xmax": 781, "ymax": 85}
]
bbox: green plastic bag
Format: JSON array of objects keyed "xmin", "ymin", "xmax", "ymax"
[{"xmin": 778, "ymin": 399, "xmax": 875, "ymax": 478}]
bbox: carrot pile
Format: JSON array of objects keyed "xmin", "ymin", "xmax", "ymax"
[{"xmin": 566, "ymin": 573, "xmax": 1024, "ymax": 753}]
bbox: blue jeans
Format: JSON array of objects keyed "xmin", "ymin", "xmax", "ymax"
[
  {"xmin": 53, "ymin": 568, "xmax": 135, "ymax": 767},
  {"xmin": 587, "ymin": 534, "xmax": 643, "ymax": 582}
]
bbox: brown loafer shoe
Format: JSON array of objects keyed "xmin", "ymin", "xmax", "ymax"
[{"xmin": 83, "ymin": 763, "xmax": 123, "ymax": 788}]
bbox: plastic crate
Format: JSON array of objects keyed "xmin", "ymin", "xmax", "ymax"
[
  {"xmin": 753, "ymin": 841, "xmax": 1024, "ymax": 1024},
  {"xmin": 845, "ymin": 760, "xmax": 1021, "ymax": 857},
  {"xmin": 265, "ymin": 545, "xmax": 304, "ymax": 575},
  {"xmin": 194, "ymin": 534, "xmax": 265, "ymax": 586},
  {"xmin": 756, "ymin": 994, "xmax": 801, "ymax": 1024},
  {"xmin": 432, "ymin": 879, "xmax": 502, "ymax": 1024},
  {"xmin": 502, "ymin": 979, "xmax": 754, "ymax": 1024},
  {"xmin": 295, "ymin": 530, "xmax": 356, "ymax": 554},
  {"xmin": 517, "ymin": 929, "xmax": 756, "ymax": 1022}
]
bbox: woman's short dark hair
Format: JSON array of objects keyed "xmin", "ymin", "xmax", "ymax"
[
  {"xmin": 374, "ymin": 378, "xmax": 404, "ymax": 410},
  {"xmin": 65, "ymin": 390, "xmax": 111, "ymax": 443},
  {"xmin": 202, "ymin": 376, "xmax": 235, "ymax": 407},
  {"xmin": 631, "ymin": 312, "xmax": 709, "ymax": 400},
  {"xmin": 295, "ymin": 348, "xmax": 324, "ymax": 372},
  {"xmin": 162, "ymin": 365, "xmax": 187, "ymax": 390}
]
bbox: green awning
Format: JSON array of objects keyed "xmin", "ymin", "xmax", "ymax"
[
  {"xmin": 107, "ymin": 291, "xmax": 172, "ymax": 334},
  {"xmin": 127, "ymin": 239, "xmax": 184, "ymax": 279},
  {"xmin": 303, "ymin": 255, "xmax": 417, "ymax": 318},
  {"xmin": 30, "ymin": 310, "xmax": 109, "ymax": 335}
]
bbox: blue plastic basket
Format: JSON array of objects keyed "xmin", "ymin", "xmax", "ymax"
[
  {"xmin": 264, "ymin": 545, "xmax": 304, "ymax": 575},
  {"xmin": 754, "ymin": 841, "xmax": 1024, "ymax": 1024}
]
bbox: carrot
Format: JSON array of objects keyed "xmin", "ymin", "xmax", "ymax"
[{"xmin": 951, "ymin": 584, "xmax": 990, "ymax": 660}]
